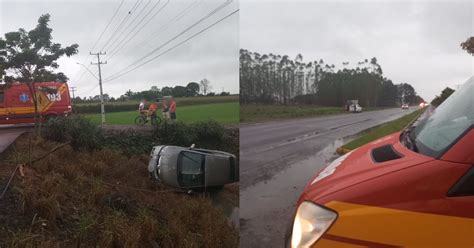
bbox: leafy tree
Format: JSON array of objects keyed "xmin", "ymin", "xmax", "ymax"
[
  {"xmin": 124, "ymin": 89, "xmax": 134, "ymax": 98},
  {"xmin": 461, "ymin": 37, "xmax": 474, "ymax": 56},
  {"xmin": 431, "ymin": 87, "xmax": 455, "ymax": 107},
  {"xmin": 0, "ymin": 14, "xmax": 78, "ymax": 128},
  {"xmin": 171, "ymin": 86, "xmax": 187, "ymax": 97},
  {"xmin": 186, "ymin": 82, "xmax": 200, "ymax": 96},
  {"xmin": 161, "ymin": 86, "xmax": 173, "ymax": 96}
]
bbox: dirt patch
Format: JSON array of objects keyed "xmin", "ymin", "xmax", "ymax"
[{"xmin": 0, "ymin": 134, "xmax": 238, "ymax": 247}]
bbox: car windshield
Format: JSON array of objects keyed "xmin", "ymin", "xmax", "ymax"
[{"xmin": 410, "ymin": 77, "xmax": 474, "ymax": 158}]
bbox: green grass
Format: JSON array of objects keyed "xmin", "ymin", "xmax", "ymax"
[
  {"xmin": 75, "ymin": 96, "xmax": 239, "ymax": 114},
  {"xmin": 240, "ymin": 104, "xmax": 346, "ymax": 123},
  {"xmin": 342, "ymin": 109, "xmax": 424, "ymax": 150},
  {"xmin": 85, "ymin": 102, "xmax": 239, "ymax": 125}
]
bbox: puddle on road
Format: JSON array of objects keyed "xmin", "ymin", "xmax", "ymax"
[
  {"xmin": 241, "ymin": 137, "xmax": 349, "ymax": 219},
  {"xmin": 240, "ymin": 138, "xmax": 352, "ymax": 247}
]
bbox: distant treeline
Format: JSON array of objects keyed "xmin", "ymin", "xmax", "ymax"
[
  {"xmin": 240, "ymin": 49, "xmax": 423, "ymax": 107},
  {"xmin": 75, "ymin": 79, "xmax": 229, "ymax": 104}
]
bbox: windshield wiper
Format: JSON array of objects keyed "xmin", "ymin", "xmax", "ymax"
[{"xmin": 402, "ymin": 126, "xmax": 418, "ymax": 152}]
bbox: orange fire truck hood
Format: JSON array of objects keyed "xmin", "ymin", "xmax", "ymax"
[{"xmin": 301, "ymin": 132, "xmax": 435, "ymax": 202}]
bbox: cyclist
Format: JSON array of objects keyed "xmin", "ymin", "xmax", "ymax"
[
  {"xmin": 138, "ymin": 99, "xmax": 146, "ymax": 112},
  {"xmin": 148, "ymin": 100, "xmax": 158, "ymax": 125}
]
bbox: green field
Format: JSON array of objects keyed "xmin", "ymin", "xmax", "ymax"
[
  {"xmin": 341, "ymin": 109, "xmax": 424, "ymax": 151},
  {"xmin": 240, "ymin": 104, "xmax": 346, "ymax": 123},
  {"xmin": 85, "ymin": 102, "xmax": 239, "ymax": 125},
  {"xmin": 75, "ymin": 95, "xmax": 239, "ymax": 114}
]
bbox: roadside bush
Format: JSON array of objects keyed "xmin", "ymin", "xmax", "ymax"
[
  {"xmin": 42, "ymin": 116, "xmax": 230, "ymax": 156},
  {"xmin": 192, "ymin": 120, "xmax": 224, "ymax": 149},
  {"xmin": 43, "ymin": 115, "xmax": 103, "ymax": 150},
  {"xmin": 103, "ymin": 131, "xmax": 156, "ymax": 156},
  {"xmin": 153, "ymin": 120, "xmax": 225, "ymax": 150},
  {"xmin": 153, "ymin": 121, "xmax": 194, "ymax": 147}
]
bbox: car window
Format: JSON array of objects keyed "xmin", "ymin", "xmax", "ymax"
[
  {"xmin": 413, "ymin": 78, "xmax": 474, "ymax": 157},
  {"xmin": 179, "ymin": 151, "xmax": 204, "ymax": 187},
  {"xmin": 0, "ymin": 92, "xmax": 4, "ymax": 104}
]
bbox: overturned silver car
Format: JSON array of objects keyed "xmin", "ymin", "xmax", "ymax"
[{"xmin": 148, "ymin": 145, "xmax": 239, "ymax": 189}]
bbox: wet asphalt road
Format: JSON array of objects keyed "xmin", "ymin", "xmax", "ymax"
[
  {"xmin": 0, "ymin": 126, "xmax": 29, "ymax": 154},
  {"xmin": 239, "ymin": 107, "xmax": 417, "ymax": 248}
]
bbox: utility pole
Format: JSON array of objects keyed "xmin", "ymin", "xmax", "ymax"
[
  {"xmin": 70, "ymin": 86, "xmax": 76, "ymax": 113},
  {"xmin": 90, "ymin": 51, "xmax": 107, "ymax": 124},
  {"xmin": 70, "ymin": 86, "xmax": 76, "ymax": 99}
]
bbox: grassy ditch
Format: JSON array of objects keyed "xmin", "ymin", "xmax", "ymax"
[
  {"xmin": 240, "ymin": 104, "xmax": 345, "ymax": 123},
  {"xmin": 0, "ymin": 117, "xmax": 239, "ymax": 247},
  {"xmin": 240, "ymin": 104, "xmax": 392, "ymax": 123},
  {"xmin": 338, "ymin": 109, "xmax": 424, "ymax": 153}
]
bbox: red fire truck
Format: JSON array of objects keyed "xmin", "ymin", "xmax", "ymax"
[
  {"xmin": 0, "ymin": 82, "xmax": 72, "ymax": 125},
  {"xmin": 287, "ymin": 77, "xmax": 474, "ymax": 247}
]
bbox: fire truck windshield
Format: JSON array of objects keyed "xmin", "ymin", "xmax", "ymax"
[{"xmin": 411, "ymin": 77, "xmax": 474, "ymax": 158}]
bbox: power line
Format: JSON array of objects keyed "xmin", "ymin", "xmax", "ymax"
[
  {"xmin": 90, "ymin": 0, "xmax": 126, "ymax": 52},
  {"xmin": 107, "ymin": 0, "xmax": 198, "ymax": 61},
  {"xmin": 100, "ymin": 0, "xmax": 142, "ymax": 52},
  {"xmin": 82, "ymin": 83, "xmax": 100, "ymax": 98},
  {"xmin": 105, "ymin": 0, "xmax": 154, "ymax": 54},
  {"xmin": 105, "ymin": 0, "xmax": 232, "ymax": 81},
  {"xmin": 106, "ymin": 0, "xmax": 171, "ymax": 59},
  {"xmin": 71, "ymin": 0, "xmax": 125, "ymax": 84},
  {"xmin": 105, "ymin": 9, "xmax": 239, "ymax": 83}
]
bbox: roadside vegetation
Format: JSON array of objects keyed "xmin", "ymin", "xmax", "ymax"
[
  {"xmin": 431, "ymin": 87, "xmax": 455, "ymax": 107},
  {"xmin": 86, "ymin": 102, "xmax": 239, "ymax": 125},
  {"xmin": 240, "ymin": 104, "xmax": 394, "ymax": 123},
  {"xmin": 0, "ymin": 116, "xmax": 239, "ymax": 247},
  {"xmin": 241, "ymin": 104, "xmax": 345, "ymax": 123},
  {"xmin": 338, "ymin": 109, "xmax": 424, "ymax": 153}
]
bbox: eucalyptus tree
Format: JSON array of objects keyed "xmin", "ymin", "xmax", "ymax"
[{"xmin": 239, "ymin": 49, "xmax": 420, "ymax": 107}]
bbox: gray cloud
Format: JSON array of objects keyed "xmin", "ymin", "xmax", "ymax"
[
  {"xmin": 241, "ymin": 0, "xmax": 473, "ymax": 101},
  {"xmin": 1, "ymin": 0, "xmax": 239, "ymax": 97}
]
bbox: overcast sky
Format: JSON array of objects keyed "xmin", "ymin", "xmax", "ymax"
[
  {"xmin": 241, "ymin": 0, "xmax": 473, "ymax": 101},
  {"xmin": 0, "ymin": 0, "xmax": 239, "ymax": 97}
]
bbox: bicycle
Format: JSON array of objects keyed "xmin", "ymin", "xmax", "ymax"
[{"xmin": 135, "ymin": 111, "xmax": 162, "ymax": 126}]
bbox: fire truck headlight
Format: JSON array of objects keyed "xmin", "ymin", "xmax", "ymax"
[{"xmin": 291, "ymin": 201, "xmax": 337, "ymax": 248}]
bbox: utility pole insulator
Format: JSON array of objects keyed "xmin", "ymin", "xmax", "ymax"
[{"xmin": 90, "ymin": 51, "xmax": 107, "ymax": 125}]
